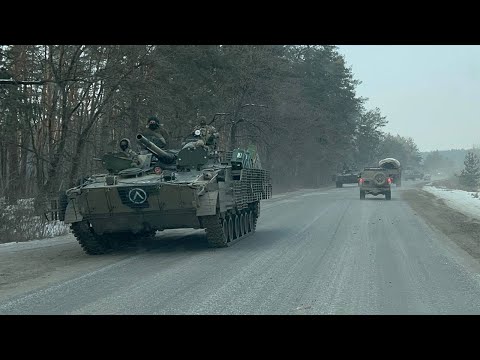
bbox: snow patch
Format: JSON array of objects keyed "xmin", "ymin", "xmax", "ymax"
[
  {"xmin": 423, "ymin": 185, "xmax": 480, "ymax": 220},
  {"xmin": 0, "ymin": 197, "xmax": 70, "ymax": 243}
]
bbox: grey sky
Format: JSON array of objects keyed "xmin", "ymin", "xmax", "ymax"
[{"xmin": 337, "ymin": 45, "xmax": 480, "ymax": 152}]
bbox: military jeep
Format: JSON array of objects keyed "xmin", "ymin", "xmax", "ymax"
[{"xmin": 359, "ymin": 167, "xmax": 392, "ymax": 200}]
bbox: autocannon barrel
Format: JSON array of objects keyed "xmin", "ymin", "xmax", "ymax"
[{"xmin": 137, "ymin": 134, "xmax": 176, "ymax": 164}]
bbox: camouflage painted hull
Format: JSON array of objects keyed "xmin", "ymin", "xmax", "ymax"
[{"xmin": 64, "ymin": 167, "xmax": 271, "ymax": 236}]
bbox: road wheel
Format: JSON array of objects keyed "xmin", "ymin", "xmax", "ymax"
[
  {"xmin": 243, "ymin": 212, "xmax": 249, "ymax": 233},
  {"xmin": 223, "ymin": 218, "xmax": 229, "ymax": 242},
  {"xmin": 233, "ymin": 214, "xmax": 240, "ymax": 239},
  {"xmin": 227, "ymin": 217, "xmax": 234, "ymax": 241},
  {"xmin": 239, "ymin": 213, "xmax": 245, "ymax": 237},
  {"xmin": 360, "ymin": 190, "xmax": 366, "ymax": 200},
  {"xmin": 248, "ymin": 211, "xmax": 254, "ymax": 233}
]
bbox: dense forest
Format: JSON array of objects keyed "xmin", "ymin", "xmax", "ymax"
[
  {"xmin": 0, "ymin": 45, "xmax": 422, "ymax": 208},
  {"xmin": 421, "ymin": 148, "xmax": 480, "ymax": 174}
]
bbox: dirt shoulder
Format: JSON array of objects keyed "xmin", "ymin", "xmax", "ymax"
[
  {"xmin": 0, "ymin": 234, "xmax": 136, "ymax": 303},
  {"xmin": 402, "ymin": 188, "xmax": 480, "ymax": 260}
]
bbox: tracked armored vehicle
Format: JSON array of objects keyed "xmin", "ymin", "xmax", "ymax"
[
  {"xmin": 334, "ymin": 169, "xmax": 360, "ymax": 188},
  {"xmin": 54, "ymin": 130, "xmax": 272, "ymax": 255}
]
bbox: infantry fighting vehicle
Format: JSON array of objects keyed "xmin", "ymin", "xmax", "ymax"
[
  {"xmin": 404, "ymin": 167, "xmax": 423, "ymax": 181},
  {"xmin": 51, "ymin": 128, "xmax": 272, "ymax": 255},
  {"xmin": 333, "ymin": 169, "xmax": 361, "ymax": 188}
]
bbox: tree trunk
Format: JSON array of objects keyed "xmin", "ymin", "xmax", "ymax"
[
  {"xmin": 19, "ymin": 131, "xmax": 29, "ymax": 197},
  {"xmin": 6, "ymin": 122, "xmax": 19, "ymax": 204},
  {"xmin": 129, "ymin": 95, "xmax": 140, "ymax": 143},
  {"xmin": 0, "ymin": 147, "xmax": 6, "ymax": 195}
]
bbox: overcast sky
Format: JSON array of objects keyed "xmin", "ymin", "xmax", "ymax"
[{"xmin": 337, "ymin": 45, "xmax": 480, "ymax": 152}]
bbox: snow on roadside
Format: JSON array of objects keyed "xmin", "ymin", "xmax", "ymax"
[{"xmin": 423, "ymin": 185, "xmax": 480, "ymax": 220}]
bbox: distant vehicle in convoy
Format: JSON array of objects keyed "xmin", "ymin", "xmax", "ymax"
[
  {"xmin": 334, "ymin": 169, "xmax": 360, "ymax": 188},
  {"xmin": 404, "ymin": 168, "xmax": 423, "ymax": 181},
  {"xmin": 404, "ymin": 169, "xmax": 415, "ymax": 180},
  {"xmin": 359, "ymin": 167, "xmax": 392, "ymax": 200},
  {"xmin": 378, "ymin": 158, "xmax": 402, "ymax": 187}
]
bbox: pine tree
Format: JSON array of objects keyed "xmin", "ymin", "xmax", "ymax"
[{"xmin": 459, "ymin": 151, "xmax": 480, "ymax": 189}]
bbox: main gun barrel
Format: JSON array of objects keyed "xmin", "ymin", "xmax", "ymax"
[{"xmin": 137, "ymin": 134, "xmax": 176, "ymax": 164}]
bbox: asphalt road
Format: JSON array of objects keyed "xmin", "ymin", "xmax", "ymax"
[{"xmin": 1, "ymin": 181, "xmax": 480, "ymax": 314}]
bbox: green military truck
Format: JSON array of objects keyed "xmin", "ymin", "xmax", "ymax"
[{"xmin": 378, "ymin": 158, "xmax": 402, "ymax": 187}]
